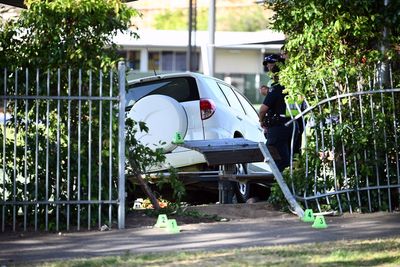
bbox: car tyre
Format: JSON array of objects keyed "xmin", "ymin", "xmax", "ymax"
[{"xmin": 233, "ymin": 163, "xmax": 251, "ymax": 203}]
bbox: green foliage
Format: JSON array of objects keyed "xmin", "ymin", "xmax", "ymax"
[
  {"xmin": 268, "ymin": 0, "xmax": 400, "ymax": 100},
  {"xmin": 266, "ymin": 0, "xmax": 400, "ymax": 212},
  {"xmin": 152, "ymin": 6, "xmax": 271, "ymax": 32},
  {"xmin": 0, "ymin": 68, "xmax": 128, "ymax": 230},
  {"xmin": 271, "ymin": 92, "xmax": 400, "ymax": 212},
  {"xmin": 125, "ymin": 119, "xmax": 184, "ymax": 204},
  {"xmin": 218, "ymin": 6, "xmax": 271, "ymax": 32},
  {"xmin": 125, "ymin": 119, "xmax": 166, "ymax": 175},
  {"xmin": 153, "ymin": 8, "xmax": 208, "ymax": 31},
  {"xmin": 2, "ymin": 0, "xmax": 139, "ymax": 71},
  {"xmin": 0, "ymin": 0, "xmax": 145, "ymax": 230},
  {"xmin": 155, "ymin": 168, "xmax": 186, "ymax": 203}
]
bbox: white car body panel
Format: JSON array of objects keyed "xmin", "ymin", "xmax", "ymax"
[
  {"xmin": 127, "ymin": 94, "xmax": 188, "ymax": 153},
  {"xmin": 127, "ymin": 72, "xmax": 268, "ymax": 173}
]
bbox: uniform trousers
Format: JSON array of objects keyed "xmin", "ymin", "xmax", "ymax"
[{"xmin": 266, "ymin": 123, "xmax": 296, "ymax": 172}]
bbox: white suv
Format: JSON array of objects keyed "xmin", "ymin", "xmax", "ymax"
[{"xmin": 126, "ymin": 72, "xmax": 269, "ymax": 202}]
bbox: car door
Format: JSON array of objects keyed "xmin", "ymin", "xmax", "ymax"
[
  {"xmin": 216, "ymin": 82, "xmax": 255, "ymax": 139},
  {"xmin": 233, "ymin": 90, "xmax": 266, "ymax": 142}
]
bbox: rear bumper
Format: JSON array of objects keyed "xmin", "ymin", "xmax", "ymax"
[{"xmin": 149, "ymin": 148, "xmax": 207, "ymax": 172}]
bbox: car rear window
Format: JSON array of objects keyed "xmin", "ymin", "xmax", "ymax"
[{"xmin": 126, "ymin": 77, "xmax": 199, "ymax": 108}]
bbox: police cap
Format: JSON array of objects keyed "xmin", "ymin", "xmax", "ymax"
[{"xmin": 263, "ymin": 54, "xmax": 283, "ymax": 66}]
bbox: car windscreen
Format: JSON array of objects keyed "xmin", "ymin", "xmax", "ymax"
[{"xmin": 126, "ymin": 77, "xmax": 199, "ymax": 109}]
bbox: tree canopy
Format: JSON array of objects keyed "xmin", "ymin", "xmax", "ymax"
[
  {"xmin": 266, "ymin": 0, "xmax": 400, "ymax": 213},
  {"xmin": 0, "ymin": 0, "xmax": 139, "ymax": 70},
  {"xmin": 0, "ymin": 0, "xmax": 174, "ymax": 230},
  {"xmin": 268, "ymin": 0, "xmax": 400, "ymax": 98},
  {"xmin": 153, "ymin": 5, "xmax": 272, "ymax": 32}
]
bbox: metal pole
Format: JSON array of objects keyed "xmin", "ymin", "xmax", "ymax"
[
  {"xmin": 98, "ymin": 71, "xmax": 103, "ymax": 229},
  {"xmin": 208, "ymin": 0, "xmax": 216, "ymax": 76},
  {"xmin": 187, "ymin": 0, "xmax": 193, "ymax": 71},
  {"xmin": 258, "ymin": 142, "xmax": 304, "ymax": 218},
  {"xmin": 77, "ymin": 69, "xmax": 82, "ymax": 231},
  {"xmin": 379, "ymin": 0, "xmax": 390, "ymax": 87},
  {"xmin": 88, "ymin": 70, "xmax": 92, "ymax": 230},
  {"xmin": 118, "ymin": 62, "xmax": 126, "ymax": 229}
]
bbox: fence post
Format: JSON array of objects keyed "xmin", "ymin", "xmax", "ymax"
[{"xmin": 118, "ymin": 62, "xmax": 126, "ymax": 229}]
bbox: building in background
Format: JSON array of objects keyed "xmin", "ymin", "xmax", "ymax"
[
  {"xmin": 1, "ymin": 1, "xmax": 284, "ymax": 104},
  {"xmin": 115, "ymin": 29, "xmax": 284, "ymax": 103},
  {"xmin": 122, "ymin": 1, "xmax": 284, "ymax": 104}
]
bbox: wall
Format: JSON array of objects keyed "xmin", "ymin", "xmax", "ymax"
[{"xmin": 215, "ymin": 48, "xmax": 263, "ymax": 74}]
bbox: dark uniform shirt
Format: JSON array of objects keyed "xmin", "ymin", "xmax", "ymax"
[
  {"xmin": 262, "ymin": 82, "xmax": 292, "ymax": 172},
  {"xmin": 262, "ymin": 82, "xmax": 287, "ymax": 117}
]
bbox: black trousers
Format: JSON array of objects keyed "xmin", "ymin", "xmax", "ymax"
[
  {"xmin": 266, "ymin": 123, "xmax": 295, "ymax": 172},
  {"xmin": 293, "ymin": 117, "xmax": 304, "ymax": 154}
]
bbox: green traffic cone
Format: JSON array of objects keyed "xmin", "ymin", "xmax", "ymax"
[
  {"xmin": 166, "ymin": 219, "xmax": 180, "ymax": 234},
  {"xmin": 154, "ymin": 214, "xmax": 168, "ymax": 228},
  {"xmin": 172, "ymin": 132, "xmax": 184, "ymax": 144},
  {"xmin": 301, "ymin": 209, "xmax": 315, "ymax": 222},
  {"xmin": 312, "ymin": 215, "xmax": 328, "ymax": 229}
]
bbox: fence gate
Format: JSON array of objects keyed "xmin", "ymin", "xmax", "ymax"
[
  {"xmin": 286, "ymin": 72, "xmax": 400, "ymax": 214},
  {"xmin": 0, "ymin": 63, "xmax": 126, "ymax": 232}
]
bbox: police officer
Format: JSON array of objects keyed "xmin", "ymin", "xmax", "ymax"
[{"xmin": 259, "ymin": 54, "xmax": 295, "ymax": 172}]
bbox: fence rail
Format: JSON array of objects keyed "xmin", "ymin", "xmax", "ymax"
[
  {"xmin": 0, "ymin": 63, "xmax": 126, "ymax": 232},
  {"xmin": 2, "ymin": 62, "xmax": 399, "ymax": 231},
  {"xmin": 287, "ymin": 76, "xmax": 400, "ymax": 214}
]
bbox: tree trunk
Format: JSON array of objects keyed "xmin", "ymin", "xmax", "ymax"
[{"xmin": 134, "ymin": 172, "xmax": 161, "ymax": 210}]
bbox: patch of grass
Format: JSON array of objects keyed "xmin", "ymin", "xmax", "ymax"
[{"xmin": 38, "ymin": 238, "xmax": 400, "ymax": 267}]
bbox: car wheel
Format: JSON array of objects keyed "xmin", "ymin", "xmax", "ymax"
[{"xmin": 233, "ymin": 163, "xmax": 251, "ymax": 203}]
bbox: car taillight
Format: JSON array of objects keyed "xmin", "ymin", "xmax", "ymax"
[{"xmin": 200, "ymin": 98, "xmax": 216, "ymax": 120}]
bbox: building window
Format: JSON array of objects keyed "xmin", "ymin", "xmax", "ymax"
[
  {"xmin": 120, "ymin": 50, "xmax": 200, "ymax": 72},
  {"xmin": 148, "ymin": 52, "xmax": 161, "ymax": 71},
  {"xmin": 127, "ymin": 51, "xmax": 141, "ymax": 70},
  {"xmin": 148, "ymin": 51, "xmax": 199, "ymax": 72},
  {"xmin": 161, "ymin": 51, "xmax": 173, "ymax": 71},
  {"xmin": 175, "ymin": 52, "xmax": 187, "ymax": 71},
  {"xmin": 186, "ymin": 52, "xmax": 199, "ymax": 72},
  {"xmin": 117, "ymin": 50, "xmax": 141, "ymax": 70},
  {"xmin": 117, "ymin": 51, "xmax": 126, "ymax": 61}
]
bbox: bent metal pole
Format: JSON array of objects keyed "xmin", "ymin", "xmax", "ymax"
[{"xmin": 258, "ymin": 142, "xmax": 304, "ymax": 218}]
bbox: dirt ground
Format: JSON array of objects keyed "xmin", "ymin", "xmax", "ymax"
[
  {"xmin": 1, "ymin": 202, "xmax": 283, "ymax": 233},
  {"xmin": 125, "ymin": 201, "xmax": 283, "ymax": 228}
]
